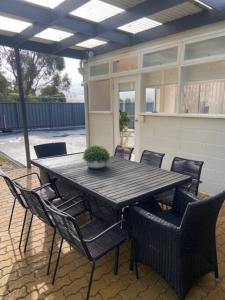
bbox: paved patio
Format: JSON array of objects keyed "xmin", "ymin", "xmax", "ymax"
[{"xmin": 1, "ymin": 167, "xmax": 225, "ymax": 300}]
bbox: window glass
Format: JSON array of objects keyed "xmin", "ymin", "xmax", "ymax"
[
  {"xmin": 181, "ymin": 61, "xmax": 225, "ymax": 114},
  {"xmin": 143, "ymin": 47, "xmax": 178, "ymax": 68},
  {"xmin": 89, "ymin": 79, "xmax": 111, "ymax": 111},
  {"xmin": 141, "ymin": 69, "xmax": 178, "ymax": 113},
  {"xmin": 119, "ymin": 82, "xmax": 135, "ymax": 129},
  {"xmin": 90, "ymin": 63, "xmax": 109, "ymax": 77},
  {"xmin": 184, "ymin": 36, "xmax": 225, "ymax": 60},
  {"xmin": 113, "ymin": 56, "xmax": 138, "ymax": 73}
]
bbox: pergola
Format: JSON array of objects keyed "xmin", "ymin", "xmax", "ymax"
[{"xmin": 0, "ymin": 0, "xmax": 224, "ymax": 168}]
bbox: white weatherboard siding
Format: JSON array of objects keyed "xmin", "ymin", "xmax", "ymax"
[{"xmin": 139, "ymin": 115, "xmax": 225, "ymax": 195}]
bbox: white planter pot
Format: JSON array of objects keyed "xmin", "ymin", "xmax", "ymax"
[{"xmin": 87, "ymin": 161, "xmax": 107, "ymax": 169}]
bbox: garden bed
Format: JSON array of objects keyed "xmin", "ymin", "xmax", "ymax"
[{"xmin": 0, "ymin": 151, "xmax": 23, "ymax": 172}]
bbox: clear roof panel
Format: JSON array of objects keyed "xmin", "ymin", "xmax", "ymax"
[
  {"xmin": 0, "ymin": 15, "xmax": 32, "ymax": 33},
  {"xmin": 193, "ymin": 0, "xmax": 212, "ymax": 10},
  {"xmin": 70, "ymin": 0, "xmax": 124, "ymax": 23},
  {"xmin": 76, "ymin": 38, "xmax": 107, "ymax": 48},
  {"xmin": 118, "ymin": 17, "xmax": 162, "ymax": 34},
  {"xmin": 23, "ymin": 0, "xmax": 64, "ymax": 9},
  {"xmin": 35, "ymin": 28, "xmax": 73, "ymax": 42}
]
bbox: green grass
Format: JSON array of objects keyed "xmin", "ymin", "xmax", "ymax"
[{"xmin": 0, "ymin": 154, "xmax": 6, "ymax": 165}]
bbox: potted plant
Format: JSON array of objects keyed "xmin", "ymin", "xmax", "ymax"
[{"xmin": 83, "ymin": 145, "xmax": 110, "ymax": 169}]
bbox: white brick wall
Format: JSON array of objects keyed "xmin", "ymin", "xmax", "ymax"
[{"xmin": 139, "ymin": 115, "xmax": 225, "ymax": 195}]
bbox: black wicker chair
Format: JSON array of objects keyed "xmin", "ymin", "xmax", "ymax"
[
  {"xmin": 16, "ymin": 184, "xmax": 89, "ymax": 275},
  {"xmin": 0, "ymin": 171, "xmax": 58, "ymax": 249},
  {"xmin": 140, "ymin": 150, "xmax": 165, "ymax": 168},
  {"xmin": 114, "ymin": 145, "xmax": 134, "ymax": 160},
  {"xmin": 130, "ymin": 189, "xmax": 225, "ymax": 299},
  {"xmin": 34, "ymin": 142, "xmax": 67, "ymax": 158},
  {"xmin": 47, "ymin": 204, "xmax": 127, "ymax": 299},
  {"xmin": 156, "ymin": 156, "xmax": 204, "ymax": 207},
  {"xmin": 34, "ymin": 142, "xmax": 80, "ymax": 197}
]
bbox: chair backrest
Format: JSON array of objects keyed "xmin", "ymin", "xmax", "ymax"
[
  {"xmin": 16, "ymin": 184, "xmax": 53, "ymax": 226},
  {"xmin": 171, "ymin": 157, "xmax": 204, "ymax": 195},
  {"xmin": 0, "ymin": 174, "xmax": 27, "ymax": 209},
  {"xmin": 47, "ymin": 204, "xmax": 91, "ymax": 259},
  {"xmin": 114, "ymin": 145, "xmax": 134, "ymax": 160},
  {"xmin": 140, "ymin": 150, "xmax": 165, "ymax": 168},
  {"xmin": 34, "ymin": 142, "xmax": 67, "ymax": 158},
  {"xmin": 180, "ymin": 191, "xmax": 225, "ymax": 247}
]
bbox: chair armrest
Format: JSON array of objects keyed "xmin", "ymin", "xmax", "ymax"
[
  {"xmin": 56, "ymin": 195, "xmax": 83, "ymax": 208},
  {"xmin": 183, "ymin": 178, "xmax": 202, "ymax": 196},
  {"xmin": 13, "ymin": 172, "xmax": 42, "ymax": 184},
  {"xmin": 57, "ymin": 197, "xmax": 85, "ymax": 212},
  {"xmin": 33, "ymin": 182, "xmax": 53, "ymax": 191},
  {"xmin": 172, "ymin": 189, "xmax": 197, "ymax": 217},
  {"xmin": 130, "ymin": 207, "xmax": 180, "ymax": 255},
  {"xmin": 132, "ymin": 206, "xmax": 179, "ymax": 231},
  {"xmin": 84, "ymin": 220, "xmax": 123, "ymax": 243}
]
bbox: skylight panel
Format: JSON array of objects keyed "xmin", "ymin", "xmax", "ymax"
[
  {"xmin": 70, "ymin": 0, "xmax": 124, "ymax": 23},
  {"xmin": 23, "ymin": 0, "xmax": 64, "ymax": 9},
  {"xmin": 193, "ymin": 0, "xmax": 213, "ymax": 10},
  {"xmin": 35, "ymin": 28, "xmax": 73, "ymax": 42},
  {"xmin": 0, "ymin": 16, "xmax": 32, "ymax": 33},
  {"xmin": 76, "ymin": 38, "xmax": 107, "ymax": 48},
  {"xmin": 118, "ymin": 17, "xmax": 162, "ymax": 34}
]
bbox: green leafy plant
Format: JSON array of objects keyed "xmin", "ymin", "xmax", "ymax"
[
  {"xmin": 83, "ymin": 146, "xmax": 110, "ymax": 162},
  {"xmin": 119, "ymin": 110, "xmax": 130, "ymax": 132}
]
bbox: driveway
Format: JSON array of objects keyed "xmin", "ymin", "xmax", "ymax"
[{"xmin": 0, "ymin": 128, "xmax": 86, "ymax": 165}]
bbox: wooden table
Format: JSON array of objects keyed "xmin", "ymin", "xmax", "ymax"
[{"xmin": 32, "ymin": 154, "xmax": 191, "ymax": 209}]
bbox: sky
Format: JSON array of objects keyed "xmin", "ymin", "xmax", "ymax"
[{"xmin": 61, "ymin": 58, "xmax": 84, "ymax": 102}]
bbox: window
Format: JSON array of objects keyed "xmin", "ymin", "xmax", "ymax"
[
  {"xmin": 89, "ymin": 79, "xmax": 111, "ymax": 111},
  {"xmin": 90, "ymin": 63, "xmax": 109, "ymax": 77},
  {"xmin": 113, "ymin": 56, "xmax": 138, "ymax": 73},
  {"xmin": 181, "ymin": 61, "xmax": 225, "ymax": 114},
  {"xmin": 141, "ymin": 69, "xmax": 178, "ymax": 113},
  {"xmin": 143, "ymin": 47, "xmax": 178, "ymax": 68},
  {"xmin": 145, "ymin": 88, "xmax": 160, "ymax": 112},
  {"xmin": 184, "ymin": 36, "xmax": 225, "ymax": 61}
]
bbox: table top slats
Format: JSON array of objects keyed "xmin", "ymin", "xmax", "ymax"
[{"xmin": 32, "ymin": 155, "xmax": 191, "ymax": 208}]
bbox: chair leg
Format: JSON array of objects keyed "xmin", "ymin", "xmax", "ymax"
[
  {"xmin": 19, "ymin": 209, "xmax": 28, "ymax": 248},
  {"xmin": 134, "ymin": 259, "xmax": 139, "ymax": 280},
  {"xmin": 133, "ymin": 241, "xmax": 139, "ymax": 280},
  {"xmin": 129, "ymin": 239, "xmax": 134, "ymax": 271},
  {"xmin": 114, "ymin": 246, "xmax": 120, "ymax": 275},
  {"xmin": 213, "ymin": 244, "xmax": 219, "ymax": 278},
  {"xmin": 86, "ymin": 261, "xmax": 96, "ymax": 300},
  {"xmin": 52, "ymin": 238, "xmax": 64, "ymax": 284},
  {"xmin": 8, "ymin": 197, "xmax": 16, "ymax": 231},
  {"xmin": 24, "ymin": 214, "xmax": 33, "ymax": 253},
  {"xmin": 47, "ymin": 228, "xmax": 56, "ymax": 275}
]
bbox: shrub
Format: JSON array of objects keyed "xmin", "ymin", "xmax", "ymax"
[{"xmin": 83, "ymin": 146, "xmax": 110, "ymax": 162}]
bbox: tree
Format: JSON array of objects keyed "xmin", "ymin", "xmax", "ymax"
[
  {"xmin": 40, "ymin": 85, "xmax": 66, "ymax": 102},
  {"xmin": 0, "ymin": 73, "xmax": 9, "ymax": 100},
  {"xmin": 0, "ymin": 47, "xmax": 71, "ymax": 97}
]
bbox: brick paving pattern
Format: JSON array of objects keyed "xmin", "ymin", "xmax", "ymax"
[{"xmin": 1, "ymin": 168, "xmax": 225, "ymax": 300}]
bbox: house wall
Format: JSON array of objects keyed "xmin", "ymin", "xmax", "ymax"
[
  {"xmin": 85, "ymin": 21, "xmax": 225, "ymax": 195},
  {"xmin": 139, "ymin": 115, "xmax": 225, "ymax": 194},
  {"xmin": 89, "ymin": 112, "xmax": 114, "ymax": 154}
]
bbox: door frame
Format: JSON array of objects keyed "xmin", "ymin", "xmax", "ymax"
[{"xmin": 113, "ymin": 75, "xmax": 141, "ymax": 160}]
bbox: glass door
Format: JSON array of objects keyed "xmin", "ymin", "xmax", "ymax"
[{"xmin": 113, "ymin": 76, "xmax": 139, "ymax": 159}]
